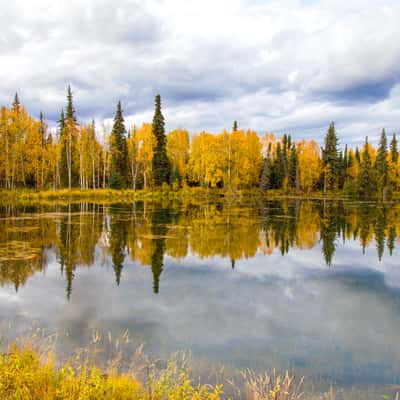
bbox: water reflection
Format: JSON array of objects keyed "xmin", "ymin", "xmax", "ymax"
[
  {"xmin": 0, "ymin": 200, "xmax": 399, "ymax": 297},
  {"xmin": 1, "ymin": 199, "xmax": 400, "ymax": 394}
]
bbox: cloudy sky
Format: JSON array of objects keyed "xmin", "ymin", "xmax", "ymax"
[{"xmin": 1, "ymin": 0, "xmax": 400, "ymax": 145}]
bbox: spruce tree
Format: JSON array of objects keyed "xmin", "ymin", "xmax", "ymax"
[
  {"xmin": 341, "ymin": 145, "xmax": 348, "ymax": 187},
  {"xmin": 355, "ymin": 147, "xmax": 360, "ymax": 163},
  {"xmin": 390, "ymin": 133, "xmax": 398, "ymax": 163},
  {"xmin": 260, "ymin": 157, "xmax": 271, "ymax": 191},
  {"xmin": 288, "ymin": 145, "xmax": 298, "ymax": 190},
  {"xmin": 12, "ymin": 93, "xmax": 20, "ymax": 112},
  {"xmin": 110, "ymin": 101, "xmax": 128, "ymax": 189},
  {"xmin": 58, "ymin": 108, "xmax": 66, "ymax": 130},
  {"xmin": 233, "ymin": 120, "xmax": 238, "ymax": 131},
  {"xmin": 322, "ymin": 122, "xmax": 339, "ymax": 192},
  {"xmin": 287, "ymin": 134, "xmax": 292, "ymax": 151},
  {"xmin": 61, "ymin": 86, "xmax": 79, "ymax": 188},
  {"xmin": 375, "ymin": 128, "xmax": 388, "ymax": 195},
  {"xmin": 58, "ymin": 108, "xmax": 69, "ymax": 188},
  {"xmin": 152, "ymin": 94, "xmax": 170, "ymax": 186},
  {"xmin": 359, "ymin": 137, "xmax": 374, "ymax": 199},
  {"xmin": 66, "ymin": 85, "xmax": 77, "ymax": 122},
  {"xmin": 273, "ymin": 142, "xmax": 285, "ymax": 189}
]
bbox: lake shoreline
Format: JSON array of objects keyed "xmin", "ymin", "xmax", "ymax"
[{"xmin": 0, "ymin": 187, "xmax": 392, "ymax": 204}]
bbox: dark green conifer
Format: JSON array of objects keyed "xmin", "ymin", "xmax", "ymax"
[
  {"xmin": 110, "ymin": 101, "xmax": 128, "ymax": 189},
  {"xmin": 58, "ymin": 108, "xmax": 65, "ymax": 131},
  {"xmin": 288, "ymin": 145, "xmax": 299, "ymax": 190},
  {"xmin": 322, "ymin": 122, "xmax": 340, "ymax": 192},
  {"xmin": 39, "ymin": 111, "xmax": 46, "ymax": 146},
  {"xmin": 152, "ymin": 94, "xmax": 170, "ymax": 186},
  {"xmin": 12, "ymin": 93, "xmax": 20, "ymax": 113},
  {"xmin": 58, "ymin": 107, "xmax": 69, "ymax": 188},
  {"xmin": 375, "ymin": 129, "xmax": 388, "ymax": 195},
  {"xmin": 233, "ymin": 120, "xmax": 238, "ymax": 131},
  {"xmin": 390, "ymin": 133, "xmax": 398, "ymax": 163},
  {"xmin": 273, "ymin": 142, "xmax": 285, "ymax": 188},
  {"xmin": 260, "ymin": 157, "xmax": 272, "ymax": 191},
  {"xmin": 355, "ymin": 147, "xmax": 360, "ymax": 163},
  {"xmin": 60, "ymin": 86, "xmax": 79, "ymax": 188},
  {"xmin": 66, "ymin": 85, "xmax": 77, "ymax": 122},
  {"xmin": 359, "ymin": 137, "xmax": 374, "ymax": 199}
]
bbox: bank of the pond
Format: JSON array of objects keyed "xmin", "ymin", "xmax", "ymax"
[{"xmin": 0, "ymin": 187, "xmax": 380, "ymax": 205}]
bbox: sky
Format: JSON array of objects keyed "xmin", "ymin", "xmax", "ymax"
[{"xmin": 1, "ymin": 0, "xmax": 399, "ymax": 145}]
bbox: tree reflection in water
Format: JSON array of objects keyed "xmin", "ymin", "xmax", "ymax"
[{"xmin": 0, "ymin": 199, "xmax": 398, "ymax": 299}]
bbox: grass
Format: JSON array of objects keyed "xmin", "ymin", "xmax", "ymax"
[
  {"xmin": 0, "ymin": 187, "xmax": 223, "ymax": 204},
  {"xmin": 0, "ymin": 186, "xmax": 383, "ymax": 209},
  {"xmin": 0, "ymin": 344, "xmax": 224, "ymax": 400},
  {"xmin": 0, "ymin": 185, "xmax": 377, "ymax": 202},
  {"xmin": 0, "ymin": 343, "xmax": 311, "ymax": 400}
]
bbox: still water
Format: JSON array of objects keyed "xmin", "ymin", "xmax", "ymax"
[{"xmin": 0, "ymin": 199, "xmax": 399, "ymax": 396}]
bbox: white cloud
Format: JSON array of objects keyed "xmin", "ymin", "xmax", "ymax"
[{"xmin": 0, "ymin": 0, "xmax": 399, "ymax": 145}]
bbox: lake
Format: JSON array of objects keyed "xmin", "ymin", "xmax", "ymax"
[{"xmin": 0, "ymin": 199, "xmax": 399, "ymax": 398}]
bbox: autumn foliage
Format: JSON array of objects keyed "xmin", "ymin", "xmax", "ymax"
[{"xmin": 0, "ymin": 89, "xmax": 398, "ymax": 198}]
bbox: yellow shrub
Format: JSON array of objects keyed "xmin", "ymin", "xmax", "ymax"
[{"xmin": 0, "ymin": 345, "xmax": 223, "ymax": 400}]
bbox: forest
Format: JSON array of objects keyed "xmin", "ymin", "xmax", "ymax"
[{"xmin": 0, "ymin": 86, "xmax": 398, "ymax": 199}]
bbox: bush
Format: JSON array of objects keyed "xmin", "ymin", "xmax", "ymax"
[
  {"xmin": 0, "ymin": 345, "xmax": 224, "ymax": 400},
  {"xmin": 109, "ymin": 172, "xmax": 124, "ymax": 190}
]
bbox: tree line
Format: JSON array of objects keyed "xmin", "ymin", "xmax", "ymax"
[{"xmin": 0, "ymin": 87, "xmax": 398, "ymax": 198}]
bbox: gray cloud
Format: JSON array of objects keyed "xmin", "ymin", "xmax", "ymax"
[{"xmin": 0, "ymin": 0, "xmax": 400, "ymax": 145}]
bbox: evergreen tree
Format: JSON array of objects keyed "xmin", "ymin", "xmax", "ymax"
[
  {"xmin": 61, "ymin": 86, "xmax": 79, "ymax": 188},
  {"xmin": 38, "ymin": 112, "xmax": 46, "ymax": 189},
  {"xmin": 340, "ymin": 145, "xmax": 348, "ymax": 187},
  {"xmin": 282, "ymin": 134, "xmax": 289, "ymax": 180},
  {"xmin": 273, "ymin": 142, "xmax": 285, "ymax": 188},
  {"xmin": 375, "ymin": 128, "xmax": 388, "ymax": 195},
  {"xmin": 12, "ymin": 93, "xmax": 20, "ymax": 112},
  {"xmin": 233, "ymin": 120, "xmax": 238, "ymax": 132},
  {"xmin": 58, "ymin": 108, "xmax": 69, "ymax": 188},
  {"xmin": 260, "ymin": 157, "xmax": 271, "ymax": 191},
  {"xmin": 343, "ymin": 145, "xmax": 348, "ymax": 170},
  {"xmin": 355, "ymin": 146, "xmax": 360, "ymax": 163},
  {"xmin": 322, "ymin": 122, "xmax": 340, "ymax": 192},
  {"xmin": 288, "ymin": 145, "xmax": 298, "ymax": 190},
  {"xmin": 109, "ymin": 101, "xmax": 128, "ymax": 189},
  {"xmin": 338, "ymin": 151, "xmax": 344, "ymax": 188},
  {"xmin": 359, "ymin": 137, "xmax": 374, "ymax": 199},
  {"xmin": 390, "ymin": 133, "xmax": 398, "ymax": 163},
  {"xmin": 287, "ymin": 134, "xmax": 292, "ymax": 151},
  {"xmin": 152, "ymin": 94, "xmax": 170, "ymax": 186},
  {"xmin": 66, "ymin": 85, "xmax": 77, "ymax": 122},
  {"xmin": 58, "ymin": 108, "xmax": 66, "ymax": 131}
]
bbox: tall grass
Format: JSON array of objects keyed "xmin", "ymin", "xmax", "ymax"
[
  {"xmin": 0, "ymin": 344, "xmax": 225, "ymax": 400},
  {"xmin": 0, "ymin": 329, "xmax": 307, "ymax": 400}
]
